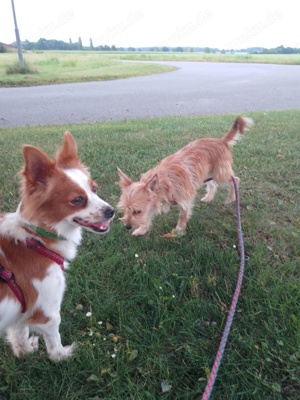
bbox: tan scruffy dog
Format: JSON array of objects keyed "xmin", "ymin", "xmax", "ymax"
[{"xmin": 117, "ymin": 116, "xmax": 253, "ymax": 236}]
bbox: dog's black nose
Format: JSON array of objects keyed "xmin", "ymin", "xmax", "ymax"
[
  {"xmin": 125, "ymin": 225, "xmax": 132, "ymax": 230},
  {"xmin": 104, "ymin": 206, "xmax": 114, "ymax": 218}
]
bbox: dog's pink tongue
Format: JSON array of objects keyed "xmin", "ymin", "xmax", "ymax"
[{"xmin": 93, "ymin": 220, "xmax": 110, "ymax": 230}]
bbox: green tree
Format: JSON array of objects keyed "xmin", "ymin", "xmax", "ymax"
[{"xmin": 0, "ymin": 43, "xmax": 8, "ymax": 53}]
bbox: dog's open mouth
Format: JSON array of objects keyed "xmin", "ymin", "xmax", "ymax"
[{"xmin": 73, "ymin": 217, "xmax": 111, "ymax": 233}]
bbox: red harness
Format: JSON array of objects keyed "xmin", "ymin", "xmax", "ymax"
[
  {"xmin": 0, "ymin": 238, "xmax": 65, "ymax": 313},
  {"xmin": 0, "ymin": 265, "xmax": 26, "ymax": 313}
]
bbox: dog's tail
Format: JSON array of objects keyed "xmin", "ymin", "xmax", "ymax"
[{"xmin": 222, "ymin": 116, "xmax": 254, "ymax": 147}]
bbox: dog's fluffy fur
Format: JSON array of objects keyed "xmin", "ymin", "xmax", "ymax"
[
  {"xmin": 0, "ymin": 132, "xmax": 114, "ymax": 361},
  {"xmin": 117, "ymin": 116, "xmax": 253, "ymax": 236}
]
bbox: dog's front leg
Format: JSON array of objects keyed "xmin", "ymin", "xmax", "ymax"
[
  {"xmin": 35, "ymin": 315, "xmax": 77, "ymax": 362},
  {"xmin": 132, "ymin": 225, "xmax": 149, "ymax": 236},
  {"xmin": 6, "ymin": 325, "xmax": 39, "ymax": 357},
  {"xmin": 176, "ymin": 205, "xmax": 190, "ymax": 232}
]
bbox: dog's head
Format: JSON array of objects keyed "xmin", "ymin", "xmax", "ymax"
[
  {"xmin": 19, "ymin": 132, "xmax": 114, "ymax": 236},
  {"xmin": 117, "ymin": 168, "xmax": 163, "ymax": 236}
]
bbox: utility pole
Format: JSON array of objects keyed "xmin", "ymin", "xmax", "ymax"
[{"xmin": 11, "ymin": 0, "xmax": 24, "ymax": 68}]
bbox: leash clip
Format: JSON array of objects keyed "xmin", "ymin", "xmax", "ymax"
[{"xmin": 26, "ymin": 237, "xmax": 40, "ymax": 249}]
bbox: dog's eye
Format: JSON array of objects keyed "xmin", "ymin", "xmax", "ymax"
[
  {"xmin": 92, "ymin": 185, "xmax": 97, "ymax": 193},
  {"xmin": 71, "ymin": 196, "xmax": 86, "ymax": 206},
  {"xmin": 133, "ymin": 210, "xmax": 141, "ymax": 215}
]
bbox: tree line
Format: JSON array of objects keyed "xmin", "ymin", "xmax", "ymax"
[
  {"xmin": 260, "ymin": 45, "xmax": 300, "ymax": 54},
  {"xmin": 3, "ymin": 38, "xmax": 300, "ymax": 54}
]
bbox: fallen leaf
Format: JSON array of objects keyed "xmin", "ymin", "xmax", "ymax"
[
  {"xmin": 162, "ymin": 232, "xmax": 177, "ymax": 238},
  {"xmin": 106, "ymin": 322, "xmax": 113, "ymax": 330},
  {"xmin": 128, "ymin": 349, "xmax": 138, "ymax": 362},
  {"xmin": 100, "ymin": 368, "xmax": 111, "ymax": 376},
  {"xmin": 205, "ymin": 367, "xmax": 210, "ymax": 378},
  {"xmin": 162, "ymin": 229, "xmax": 185, "ymax": 238}
]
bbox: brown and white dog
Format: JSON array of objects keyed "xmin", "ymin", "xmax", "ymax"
[
  {"xmin": 0, "ymin": 132, "xmax": 114, "ymax": 361},
  {"xmin": 117, "ymin": 116, "xmax": 253, "ymax": 236}
]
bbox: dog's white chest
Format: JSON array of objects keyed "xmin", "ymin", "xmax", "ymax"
[{"xmin": 32, "ymin": 264, "xmax": 66, "ymax": 313}]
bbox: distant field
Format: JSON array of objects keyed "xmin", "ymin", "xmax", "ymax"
[
  {"xmin": 0, "ymin": 50, "xmax": 299, "ymax": 87},
  {"xmin": 119, "ymin": 51, "xmax": 300, "ymax": 65}
]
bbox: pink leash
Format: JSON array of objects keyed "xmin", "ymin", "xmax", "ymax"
[{"xmin": 201, "ymin": 176, "xmax": 245, "ymax": 399}]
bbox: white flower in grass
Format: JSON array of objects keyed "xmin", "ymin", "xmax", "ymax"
[
  {"xmin": 111, "ymin": 353, "xmax": 116, "ymax": 358},
  {"xmin": 135, "ymin": 254, "xmax": 139, "ymax": 258},
  {"xmin": 98, "ymin": 321, "xmax": 103, "ymax": 325},
  {"xmin": 161, "ymin": 380, "xmax": 172, "ymax": 393},
  {"xmin": 86, "ymin": 311, "xmax": 92, "ymax": 317}
]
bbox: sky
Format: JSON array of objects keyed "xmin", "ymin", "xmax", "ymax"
[{"xmin": 1, "ymin": 0, "xmax": 298, "ymax": 50}]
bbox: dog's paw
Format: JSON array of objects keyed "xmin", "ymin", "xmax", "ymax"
[
  {"xmin": 132, "ymin": 227, "xmax": 148, "ymax": 236},
  {"xmin": 225, "ymin": 196, "xmax": 235, "ymax": 204},
  {"xmin": 175, "ymin": 223, "xmax": 187, "ymax": 232},
  {"xmin": 49, "ymin": 342, "xmax": 78, "ymax": 362},
  {"xmin": 28, "ymin": 335, "xmax": 39, "ymax": 352},
  {"xmin": 10, "ymin": 335, "xmax": 40, "ymax": 357},
  {"xmin": 201, "ymin": 194, "xmax": 214, "ymax": 202}
]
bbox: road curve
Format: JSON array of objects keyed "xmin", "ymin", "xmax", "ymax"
[{"xmin": 0, "ymin": 61, "xmax": 299, "ymax": 128}]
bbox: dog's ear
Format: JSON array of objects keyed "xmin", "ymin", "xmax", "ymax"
[
  {"xmin": 117, "ymin": 168, "xmax": 132, "ymax": 187},
  {"xmin": 56, "ymin": 131, "xmax": 80, "ymax": 168},
  {"xmin": 22, "ymin": 146, "xmax": 55, "ymax": 185},
  {"xmin": 146, "ymin": 174, "xmax": 159, "ymax": 193}
]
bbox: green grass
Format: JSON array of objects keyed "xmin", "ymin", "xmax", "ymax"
[
  {"xmin": 0, "ymin": 110, "xmax": 299, "ymax": 399},
  {"xmin": 0, "ymin": 51, "xmax": 176, "ymax": 87}
]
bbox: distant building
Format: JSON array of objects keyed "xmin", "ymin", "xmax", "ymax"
[{"xmin": 0, "ymin": 42, "xmax": 17, "ymax": 51}]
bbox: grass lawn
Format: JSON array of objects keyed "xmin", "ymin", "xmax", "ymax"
[
  {"xmin": 0, "ymin": 51, "xmax": 176, "ymax": 87},
  {"xmin": 0, "ymin": 110, "xmax": 299, "ymax": 399}
]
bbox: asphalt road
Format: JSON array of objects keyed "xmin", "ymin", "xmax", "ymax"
[{"xmin": 0, "ymin": 61, "xmax": 299, "ymax": 128}]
